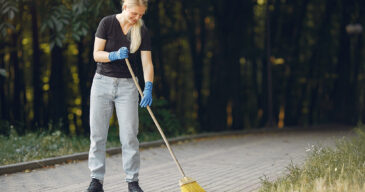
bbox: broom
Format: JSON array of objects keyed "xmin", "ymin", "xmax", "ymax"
[{"xmin": 125, "ymin": 58, "xmax": 205, "ymax": 192}]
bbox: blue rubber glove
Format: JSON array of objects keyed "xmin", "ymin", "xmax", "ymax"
[
  {"xmin": 140, "ymin": 81, "xmax": 153, "ymax": 108},
  {"xmin": 108, "ymin": 47, "xmax": 128, "ymax": 61}
]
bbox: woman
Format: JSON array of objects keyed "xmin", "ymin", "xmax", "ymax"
[{"xmin": 86, "ymin": 0, "xmax": 152, "ymax": 192}]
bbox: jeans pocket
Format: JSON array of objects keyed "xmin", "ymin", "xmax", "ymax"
[{"xmin": 94, "ymin": 73, "xmax": 103, "ymax": 80}]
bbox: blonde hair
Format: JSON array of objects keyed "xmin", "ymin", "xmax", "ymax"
[{"xmin": 122, "ymin": 0, "xmax": 148, "ymax": 53}]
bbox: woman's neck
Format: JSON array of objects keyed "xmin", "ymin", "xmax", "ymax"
[{"xmin": 117, "ymin": 13, "xmax": 132, "ymax": 29}]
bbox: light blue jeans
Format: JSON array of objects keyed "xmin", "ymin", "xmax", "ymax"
[{"xmin": 88, "ymin": 73, "xmax": 140, "ymax": 182}]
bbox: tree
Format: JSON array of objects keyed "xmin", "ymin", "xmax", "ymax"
[
  {"xmin": 41, "ymin": 3, "xmax": 71, "ymax": 133},
  {"xmin": 206, "ymin": 0, "xmax": 251, "ymax": 131},
  {"xmin": 180, "ymin": 0, "xmax": 208, "ymax": 130},
  {"xmin": 30, "ymin": 0, "xmax": 44, "ymax": 129},
  {"xmin": 71, "ymin": 0, "xmax": 104, "ymax": 135},
  {"xmin": 0, "ymin": 0, "xmax": 17, "ymax": 125}
]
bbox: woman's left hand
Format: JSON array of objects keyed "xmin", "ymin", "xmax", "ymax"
[{"xmin": 140, "ymin": 81, "xmax": 153, "ymax": 107}]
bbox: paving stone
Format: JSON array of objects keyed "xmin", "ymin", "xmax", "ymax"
[{"xmin": 0, "ymin": 130, "xmax": 352, "ymax": 192}]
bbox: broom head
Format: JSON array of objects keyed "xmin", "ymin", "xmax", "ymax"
[{"xmin": 179, "ymin": 177, "xmax": 206, "ymax": 192}]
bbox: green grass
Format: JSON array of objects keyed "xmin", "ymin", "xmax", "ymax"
[
  {"xmin": 0, "ymin": 126, "xmax": 163, "ymax": 166},
  {"xmin": 0, "ymin": 99, "xmax": 195, "ymax": 166},
  {"xmin": 0, "ymin": 130, "xmax": 85, "ymax": 165},
  {"xmin": 259, "ymin": 125, "xmax": 365, "ymax": 192}
]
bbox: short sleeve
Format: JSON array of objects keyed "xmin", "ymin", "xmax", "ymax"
[
  {"xmin": 140, "ymin": 26, "xmax": 152, "ymax": 51},
  {"xmin": 95, "ymin": 17, "xmax": 108, "ymax": 39}
]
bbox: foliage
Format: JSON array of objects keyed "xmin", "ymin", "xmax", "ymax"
[
  {"xmin": 259, "ymin": 125, "xmax": 365, "ymax": 192},
  {"xmin": 40, "ymin": 4, "xmax": 71, "ymax": 49},
  {"xmin": 138, "ymin": 99, "xmax": 188, "ymax": 141},
  {"xmin": 0, "ymin": 0, "xmax": 17, "ymax": 37},
  {"xmin": 39, "ymin": 0, "xmax": 105, "ymax": 48}
]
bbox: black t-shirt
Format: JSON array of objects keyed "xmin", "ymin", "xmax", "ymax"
[{"xmin": 95, "ymin": 14, "xmax": 152, "ymax": 78}]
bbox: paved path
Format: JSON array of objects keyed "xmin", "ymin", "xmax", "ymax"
[{"xmin": 0, "ymin": 129, "xmax": 353, "ymax": 192}]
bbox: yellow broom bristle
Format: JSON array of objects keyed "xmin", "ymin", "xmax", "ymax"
[
  {"xmin": 180, "ymin": 182, "xmax": 205, "ymax": 192},
  {"xmin": 179, "ymin": 177, "xmax": 206, "ymax": 192}
]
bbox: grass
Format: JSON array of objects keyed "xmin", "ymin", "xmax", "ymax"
[
  {"xmin": 259, "ymin": 125, "xmax": 365, "ymax": 192},
  {"xmin": 0, "ymin": 99, "xmax": 194, "ymax": 166},
  {"xmin": 0, "ymin": 126, "xmax": 164, "ymax": 166}
]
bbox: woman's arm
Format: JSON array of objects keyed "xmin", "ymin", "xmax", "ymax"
[
  {"xmin": 139, "ymin": 50, "xmax": 154, "ymax": 107},
  {"xmin": 93, "ymin": 37, "xmax": 110, "ymax": 62},
  {"xmin": 141, "ymin": 51, "xmax": 154, "ymax": 83}
]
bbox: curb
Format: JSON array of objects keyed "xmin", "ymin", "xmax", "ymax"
[{"xmin": 0, "ymin": 125, "xmax": 351, "ymax": 175}]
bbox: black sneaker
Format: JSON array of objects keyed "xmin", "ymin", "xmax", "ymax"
[
  {"xmin": 128, "ymin": 181, "xmax": 144, "ymax": 192},
  {"xmin": 86, "ymin": 178, "xmax": 104, "ymax": 192}
]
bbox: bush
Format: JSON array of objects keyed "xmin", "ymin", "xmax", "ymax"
[
  {"xmin": 0, "ymin": 119, "xmax": 10, "ymax": 137},
  {"xmin": 138, "ymin": 99, "xmax": 187, "ymax": 141}
]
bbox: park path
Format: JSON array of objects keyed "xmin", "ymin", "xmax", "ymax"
[{"xmin": 0, "ymin": 129, "xmax": 353, "ymax": 192}]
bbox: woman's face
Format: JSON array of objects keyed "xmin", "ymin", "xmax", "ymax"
[{"xmin": 124, "ymin": 5, "xmax": 146, "ymax": 24}]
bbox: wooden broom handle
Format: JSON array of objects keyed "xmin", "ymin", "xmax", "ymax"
[{"xmin": 124, "ymin": 58, "xmax": 186, "ymax": 177}]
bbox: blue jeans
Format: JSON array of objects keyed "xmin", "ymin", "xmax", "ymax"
[{"xmin": 88, "ymin": 73, "xmax": 140, "ymax": 182}]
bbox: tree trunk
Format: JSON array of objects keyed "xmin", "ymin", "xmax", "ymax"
[
  {"xmin": 10, "ymin": 31, "xmax": 26, "ymax": 134},
  {"xmin": 206, "ymin": 1, "xmax": 229, "ymax": 131},
  {"xmin": 206, "ymin": 54, "xmax": 228, "ymax": 131},
  {"xmin": 306, "ymin": 0, "xmax": 336, "ymax": 125},
  {"xmin": 356, "ymin": 1, "xmax": 365, "ymax": 123},
  {"xmin": 332, "ymin": 0, "xmax": 353, "ymax": 124},
  {"xmin": 83, "ymin": 30, "xmax": 98, "ymax": 136},
  {"xmin": 283, "ymin": 0, "xmax": 310, "ymax": 126},
  {"xmin": 265, "ymin": 0, "xmax": 275, "ymax": 127},
  {"xmin": 230, "ymin": 1, "xmax": 253, "ymax": 130},
  {"xmin": 49, "ymin": 45, "xmax": 69, "ymax": 134},
  {"xmin": 360, "ymin": 0, "xmax": 365, "ymax": 123},
  {"xmin": 251, "ymin": 57, "xmax": 262, "ymax": 127},
  {"xmin": 147, "ymin": 0, "xmax": 170, "ymax": 101},
  {"xmin": 77, "ymin": 39, "xmax": 89, "ymax": 135},
  {"xmin": 181, "ymin": 1, "xmax": 207, "ymax": 130},
  {"xmin": 0, "ymin": 42, "xmax": 8, "ymax": 121},
  {"xmin": 207, "ymin": 0, "xmax": 247, "ymax": 131},
  {"xmin": 30, "ymin": 0, "xmax": 44, "ymax": 129}
]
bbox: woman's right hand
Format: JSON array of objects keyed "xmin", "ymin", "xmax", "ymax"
[{"xmin": 108, "ymin": 47, "xmax": 129, "ymax": 61}]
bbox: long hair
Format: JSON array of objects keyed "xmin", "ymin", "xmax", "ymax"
[{"xmin": 122, "ymin": 0, "xmax": 148, "ymax": 53}]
